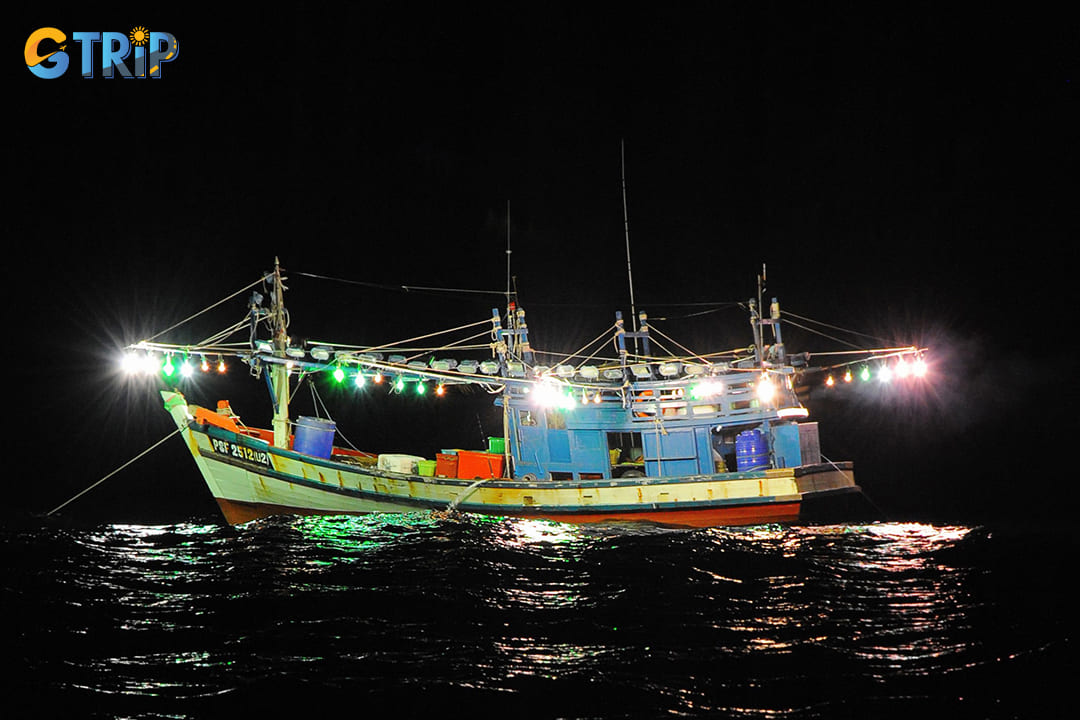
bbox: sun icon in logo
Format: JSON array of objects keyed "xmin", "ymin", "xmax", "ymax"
[{"xmin": 129, "ymin": 26, "xmax": 150, "ymax": 46}]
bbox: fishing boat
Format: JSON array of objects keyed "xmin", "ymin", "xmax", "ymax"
[{"xmin": 135, "ymin": 260, "xmax": 919, "ymax": 527}]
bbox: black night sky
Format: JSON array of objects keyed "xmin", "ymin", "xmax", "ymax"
[{"xmin": 10, "ymin": 5, "xmax": 1078, "ymax": 525}]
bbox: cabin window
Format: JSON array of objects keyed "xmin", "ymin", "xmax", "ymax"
[
  {"xmin": 607, "ymin": 432, "xmax": 645, "ymax": 477},
  {"xmin": 546, "ymin": 410, "xmax": 567, "ymax": 430},
  {"xmin": 711, "ymin": 428, "xmax": 741, "ymax": 472},
  {"xmin": 519, "ymin": 410, "xmax": 536, "ymax": 426}
]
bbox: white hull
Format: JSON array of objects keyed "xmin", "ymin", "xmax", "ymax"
[{"xmin": 164, "ymin": 392, "xmax": 862, "ymax": 527}]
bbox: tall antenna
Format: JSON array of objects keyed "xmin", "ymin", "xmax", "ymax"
[
  {"xmin": 621, "ymin": 139, "xmax": 638, "ymax": 332},
  {"xmin": 506, "ymin": 200, "xmax": 512, "ymax": 306},
  {"xmin": 503, "ymin": 199, "xmax": 511, "ymax": 306}
]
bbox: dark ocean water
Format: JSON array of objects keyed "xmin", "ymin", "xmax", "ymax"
[{"xmin": 5, "ymin": 512, "xmax": 1074, "ymax": 719}]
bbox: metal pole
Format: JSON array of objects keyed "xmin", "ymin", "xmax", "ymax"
[{"xmin": 621, "ymin": 139, "xmax": 639, "ymax": 339}]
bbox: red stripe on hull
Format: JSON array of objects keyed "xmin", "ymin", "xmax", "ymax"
[
  {"xmin": 215, "ymin": 497, "xmax": 801, "ymax": 528},
  {"xmin": 215, "ymin": 498, "xmax": 346, "ymax": 525}
]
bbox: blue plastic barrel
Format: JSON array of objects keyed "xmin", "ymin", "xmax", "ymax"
[
  {"xmin": 735, "ymin": 429, "xmax": 769, "ymax": 471},
  {"xmin": 293, "ymin": 416, "xmax": 336, "ymax": 459}
]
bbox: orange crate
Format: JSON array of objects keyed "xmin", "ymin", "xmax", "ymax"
[
  {"xmin": 456, "ymin": 450, "xmax": 504, "ymax": 479},
  {"xmin": 435, "ymin": 453, "xmax": 459, "ymax": 478}
]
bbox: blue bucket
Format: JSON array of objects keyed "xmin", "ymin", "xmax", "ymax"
[
  {"xmin": 735, "ymin": 429, "xmax": 769, "ymax": 471},
  {"xmin": 294, "ymin": 416, "xmax": 336, "ymax": 459}
]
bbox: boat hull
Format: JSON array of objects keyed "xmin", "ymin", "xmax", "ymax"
[{"xmin": 164, "ymin": 394, "xmax": 867, "ymax": 528}]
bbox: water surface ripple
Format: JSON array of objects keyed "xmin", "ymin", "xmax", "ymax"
[{"xmin": 6, "ymin": 515, "xmax": 1072, "ymax": 718}]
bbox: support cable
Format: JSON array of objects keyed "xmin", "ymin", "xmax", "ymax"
[{"xmin": 45, "ymin": 425, "xmax": 185, "ymax": 517}]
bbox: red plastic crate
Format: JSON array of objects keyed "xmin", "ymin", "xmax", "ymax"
[
  {"xmin": 456, "ymin": 450, "xmax": 504, "ymax": 479},
  {"xmin": 435, "ymin": 453, "xmax": 459, "ymax": 478}
]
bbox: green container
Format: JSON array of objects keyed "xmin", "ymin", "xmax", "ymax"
[
  {"xmin": 487, "ymin": 436, "xmax": 506, "ymax": 455},
  {"xmin": 417, "ymin": 460, "xmax": 436, "ymax": 477}
]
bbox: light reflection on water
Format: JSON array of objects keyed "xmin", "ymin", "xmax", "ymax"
[{"xmin": 6, "ymin": 516, "xmax": 1072, "ymax": 717}]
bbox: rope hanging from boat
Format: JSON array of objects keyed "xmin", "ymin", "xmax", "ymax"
[
  {"xmin": 821, "ymin": 453, "xmax": 888, "ymax": 519},
  {"xmin": 445, "ymin": 476, "xmax": 495, "ymax": 513},
  {"xmin": 44, "ymin": 425, "xmax": 185, "ymax": 517}
]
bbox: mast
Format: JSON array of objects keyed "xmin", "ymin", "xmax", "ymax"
[
  {"xmin": 269, "ymin": 258, "xmax": 290, "ymax": 449},
  {"xmin": 752, "ymin": 264, "xmax": 766, "ymax": 370},
  {"xmin": 503, "ymin": 205, "xmax": 512, "ymax": 474}
]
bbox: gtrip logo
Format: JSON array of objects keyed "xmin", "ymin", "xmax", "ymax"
[{"xmin": 25, "ymin": 27, "xmax": 179, "ymax": 79}]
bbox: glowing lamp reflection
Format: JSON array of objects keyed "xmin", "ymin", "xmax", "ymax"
[
  {"xmin": 121, "ymin": 353, "xmax": 142, "ymax": 374},
  {"xmin": 756, "ymin": 376, "xmax": 776, "ymax": 402}
]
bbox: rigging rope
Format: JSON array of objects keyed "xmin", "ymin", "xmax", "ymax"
[
  {"xmin": 292, "ymin": 270, "xmax": 505, "ymax": 296},
  {"xmin": 781, "ymin": 317, "xmax": 867, "ymax": 351},
  {"xmin": 648, "ymin": 302, "xmax": 742, "ymax": 321},
  {"xmin": 145, "ymin": 276, "xmax": 267, "ymax": 343},
  {"xmin": 197, "ymin": 317, "xmax": 252, "ymax": 347},
  {"xmin": 401, "ymin": 327, "xmax": 496, "ymax": 363},
  {"xmin": 533, "ymin": 324, "xmax": 619, "ymax": 368},
  {"xmin": 645, "ymin": 322, "xmax": 713, "ymax": 365},
  {"xmin": 781, "ymin": 310, "xmax": 894, "ymax": 347},
  {"xmin": 640, "ymin": 334, "xmax": 675, "ymax": 360},
  {"xmin": 332, "ymin": 317, "xmax": 494, "ymax": 357}
]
